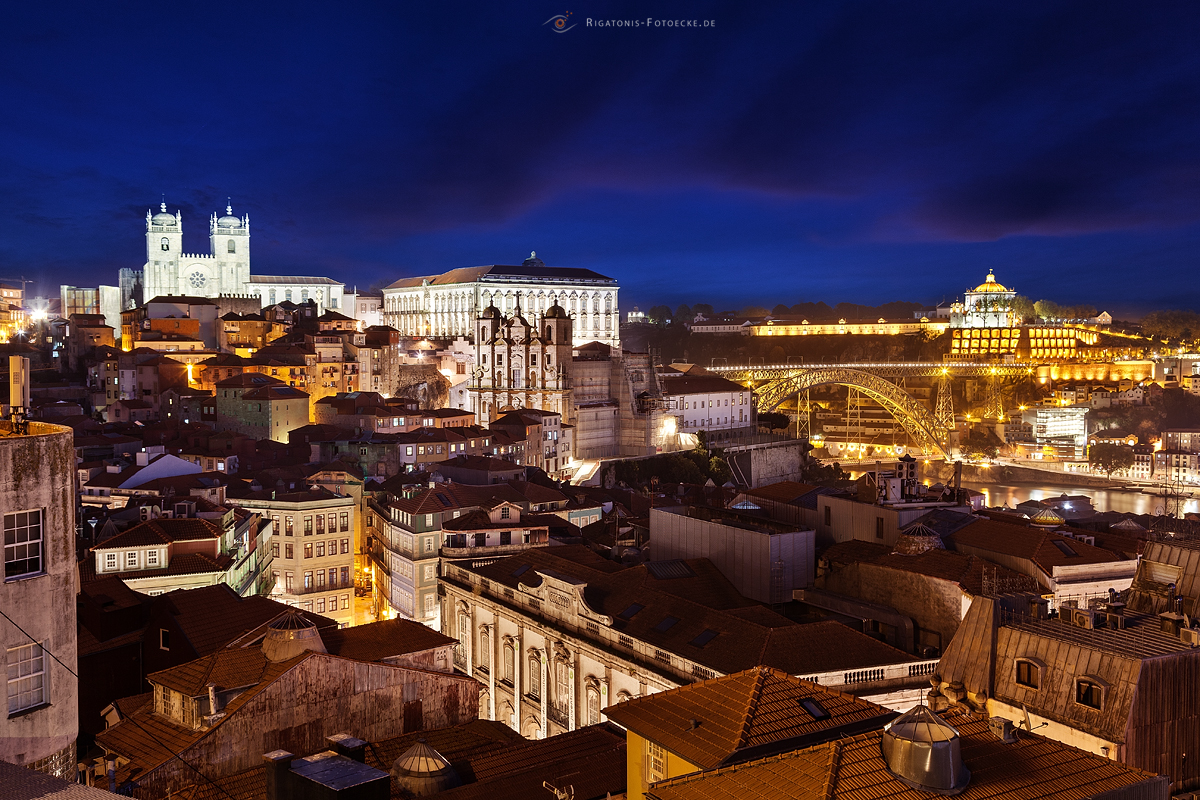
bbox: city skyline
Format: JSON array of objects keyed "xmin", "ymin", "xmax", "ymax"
[{"xmin": 3, "ymin": 3, "xmax": 1199, "ymax": 316}]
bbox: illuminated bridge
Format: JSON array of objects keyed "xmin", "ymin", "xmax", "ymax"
[{"xmin": 707, "ymin": 361, "xmax": 1037, "ymax": 458}]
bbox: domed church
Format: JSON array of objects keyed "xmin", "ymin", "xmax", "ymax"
[{"xmin": 143, "ymin": 202, "xmax": 251, "ymax": 300}]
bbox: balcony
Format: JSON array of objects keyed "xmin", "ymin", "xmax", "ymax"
[
  {"xmin": 547, "ymin": 704, "xmax": 570, "ymax": 729},
  {"xmin": 440, "ymin": 542, "xmax": 536, "ymax": 561}
]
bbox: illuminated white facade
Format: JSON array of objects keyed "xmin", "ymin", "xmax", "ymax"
[
  {"xmin": 382, "ymin": 254, "xmax": 619, "ymax": 349},
  {"xmin": 950, "ymin": 270, "xmax": 1019, "ymax": 329}
]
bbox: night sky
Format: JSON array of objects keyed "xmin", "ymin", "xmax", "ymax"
[{"xmin": 3, "ymin": 2, "xmax": 1199, "ymax": 317}]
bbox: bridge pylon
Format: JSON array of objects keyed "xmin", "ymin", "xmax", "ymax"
[{"xmin": 935, "ymin": 370, "xmax": 954, "ymax": 432}]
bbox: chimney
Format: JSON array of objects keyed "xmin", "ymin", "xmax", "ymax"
[
  {"xmin": 106, "ymin": 756, "xmax": 117, "ymax": 793},
  {"xmin": 207, "ymin": 683, "xmax": 220, "ymax": 715},
  {"xmin": 326, "ymin": 733, "xmax": 367, "ymax": 763},
  {"xmin": 262, "ymin": 750, "xmax": 293, "ymax": 800},
  {"xmin": 136, "ymin": 450, "xmax": 150, "ymax": 467}
]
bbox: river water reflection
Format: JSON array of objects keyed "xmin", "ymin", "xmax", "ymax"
[{"xmin": 957, "ymin": 480, "xmax": 1200, "ymax": 517}]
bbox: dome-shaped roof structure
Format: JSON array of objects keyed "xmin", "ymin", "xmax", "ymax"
[
  {"xmin": 892, "ymin": 522, "xmax": 945, "ymax": 555},
  {"xmin": 970, "ymin": 269, "xmax": 1011, "ymax": 293},
  {"xmin": 880, "ymin": 705, "xmax": 970, "ymax": 795},
  {"xmin": 1029, "ymin": 507, "xmax": 1065, "ymax": 528},
  {"xmin": 151, "ymin": 202, "xmax": 176, "ymax": 226},
  {"xmin": 545, "ymin": 303, "xmax": 567, "ymax": 319},
  {"xmin": 260, "ymin": 610, "xmax": 327, "ymax": 662},
  {"xmin": 480, "ymin": 305, "xmax": 501, "ymax": 319},
  {"xmin": 216, "ymin": 204, "xmax": 242, "ymax": 228},
  {"xmin": 1111, "ymin": 517, "xmax": 1147, "ymax": 533},
  {"xmin": 391, "ymin": 739, "xmax": 460, "ymax": 796}
]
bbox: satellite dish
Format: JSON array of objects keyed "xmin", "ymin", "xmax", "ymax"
[{"xmin": 1022, "ymin": 705, "xmax": 1033, "ymax": 732}]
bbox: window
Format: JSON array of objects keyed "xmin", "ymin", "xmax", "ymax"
[
  {"xmin": 342, "ymin": 595, "xmax": 350, "ymax": 610},
  {"xmin": 689, "ymin": 629, "xmax": 719, "ymax": 648},
  {"xmin": 146, "ymin": 549, "xmax": 159, "ymax": 567},
  {"xmin": 316, "ymin": 570, "xmax": 326, "ymax": 587},
  {"xmin": 424, "ymin": 564, "xmax": 436, "ymax": 581},
  {"xmin": 159, "ymin": 629, "xmax": 170, "ymax": 651},
  {"xmin": 1016, "ymin": 660, "xmax": 1040, "ymax": 689},
  {"xmin": 161, "ymin": 237, "xmax": 169, "ymax": 251},
  {"xmin": 618, "ymin": 603, "xmax": 644, "ymax": 620},
  {"xmin": 285, "ymin": 516, "xmax": 294, "ymax": 536},
  {"xmin": 341, "ymin": 566, "xmax": 349, "ymax": 585},
  {"xmin": 424, "ymin": 538, "xmax": 434, "ymax": 553},
  {"xmin": 528, "ymin": 656, "xmax": 541, "ymax": 698},
  {"xmin": 125, "ymin": 551, "xmax": 138, "ymax": 569},
  {"xmin": 340, "ymin": 513, "xmax": 349, "ymax": 532},
  {"xmin": 285, "ymin": 572, "xmax": 293, "ymax": 590},
  {"xmin": 503, "ymin": 643, "xmax": 515, "ymax": 683},
  {"xmin": 316, "ymin": 598, "xmax": 325, "ymax": 613},
  {"xmin": 1076, "ymin": 678, "xmax": 1103, "ymax": 709},
  {"xmin": 555, "ymin": 661, "xmax": 570, "ymax": 709},
  {"xmin": 647, "ymin": 740, "xmax": 666, "ymax": 783},
  {"xmin": 478, "ymin": 630, "xmax": 490, "ymax": 670},
  {"xmin": 285, "ymin": 543, "xmax": 294, "ymax": 559},
  {"xmin": 799, "ymin": 697, "xmax": 830, "ymax": 720},
  {"xmin": 876, "ymin": 517, "xmax": 884, "ymax": 539},
  {"xmin": 304, "ymin": 543, "xmax": 313, "ymax": 559},
  {"xmin": 272, "ymin": 542, "xmax": 280, "ymax": 558},
  {"xmin": 316, "ymin": 542, "xmax": 325, "ymax": 558},
  {"xmin": 341, "ymin": 538, "xmax": 350, "ymax": 554},
  {"xmin": 304, "ymin": 517, "xmax": 313, "ymax": 535},
  {"xmin": 303, "ymin": 571, "xmax": 313, "ymax": 589},
  {"xmin": 586, "ymin": 687, "xmax": 601, "ymax": 725},
  {"xmin": 7, "ymin": 643, "xmax": 46, "ymax": 714},
  {"xmin": 4, "ymin": 510, "xmax": 43, "ymax": 579},
  {"xmin": 227, "ymin": 240, "xmax": 236, "ymax": 253},
  {"xmin": 104, "ymin": 553, "xmax": 118, "ymax": 571},
  {"xmin": 500, "ymin": 507, "xmax": 511, "ymax": 520},
  {"xmin": 654, "ymin": 616, "xmax": 680, "ymax": 633},
  {"xmin": 316, "ymin": 515, "xmax": 324, "ymax": 534}
]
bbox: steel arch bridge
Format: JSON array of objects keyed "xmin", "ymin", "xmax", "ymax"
[
  {"xmin": 710, "ymin": 362, "xmax": 1036, "ymax": 459},
  {"xmin": 747, "ymin": 366, "xmax": 951, "ymax": 457}
]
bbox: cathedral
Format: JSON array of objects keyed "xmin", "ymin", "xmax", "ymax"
[
  {"xmin": 142, "ymin": 202, "xmax": 251, "ymax": 300},
  {"xmin": 139, "ymin": 201, "xmax": 347, "ymax": 313}
]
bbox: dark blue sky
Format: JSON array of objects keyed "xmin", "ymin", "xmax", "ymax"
[{"xmin": 3, "ymin": 2, "xmax": 1199, "ymax": 317}]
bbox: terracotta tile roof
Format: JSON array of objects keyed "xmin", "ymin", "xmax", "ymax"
[
  {"xmin": 508, "ymin": 479, "xmax": 568, "ymax": 505},
  {"xmin": 318, "ymin": 618, "xmax": 456, "ymax": 661},
  {"xmin": 647, "ymin": 708, "xmax": 1165, "ymax": 800},
  {"xmin": 91, "ymin": 518, "xmax": 220, "ymax": 550},
  {"xmin": 467, "ymin": 547, "xmax": 914, "ymax": 676},
  {"xmin": 0, "ymin": 758, "xmax": 120, "ymax": 799},
  {"xmin": 826, "ymin": 545, "xmax": 1037, "ymax": 596},
  {"xmin": 149, "ymin": 645, "xmax": 292, "ymax": 697},
  {"xmin": 947, "ymin": 518, "xmax": 1124, "ymax": 575},
  {"xmin": 742, "ymin": 481, "xmax": 821, "ymax": 504},
  {"xmin": 78, "ymin": 552, "xmax": 233, "ymax": 585},
  {"xmin": 159, "ymin": 585, "xmax": 337, "ymax": 656},
  {"xmin": 604, "ymin": 666, "xmax": 895, "ymax": 770}
]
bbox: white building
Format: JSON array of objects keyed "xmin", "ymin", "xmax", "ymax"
[
  {"xmin": 383, "ymin": 253, "xmax": 620, "ymax": 349},
  {"xmin": 949, "ymin": 270, "xmax": 1019, "ymax": 329},
  {"xmin": 1023, "ymin": 405, "xmax": 1089, "ymax": 460},
  {"xmin": 140, "ymin": 201, "xmax": 346, "ymax": 313},
  {"xmin": 658, "ymin": 367, "xmax": 754, "ymax": 443}
]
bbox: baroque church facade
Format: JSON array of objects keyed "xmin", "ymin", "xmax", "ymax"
[{"xmin": 468, "ymin": 301, "xmax": 575, "ymax": 425}]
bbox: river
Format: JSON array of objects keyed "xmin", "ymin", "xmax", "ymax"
[{"xmin": 957, "ymin": 479, "xmax": 1200, "ymax": 517}]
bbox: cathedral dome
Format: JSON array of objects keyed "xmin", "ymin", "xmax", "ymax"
[
  {"xmin": 480, "ymin": 305, "xmax": 501, "ymax": 319},
  {"xmin": 545, "ymin": 303, "xmax": 567, "ymax": 319},
  {"xmin": 216, "ymin": 204, "xmax": 242, "ymax": 228},
  {"xmin": 970, "ymin": 270, "xmax": 1010, "ymax": 293},
  {"xmin": 151, "ymin": 203, "xmax": 176, "ymax": 226}
]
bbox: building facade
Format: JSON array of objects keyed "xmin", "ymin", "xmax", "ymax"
[
  {"xmin": 1, "ymin": 419, "xmax": 78, "ymax": 779},
  {"xmin": 382, "ymin": 254, "xmax": 620, "ymax": 349}
]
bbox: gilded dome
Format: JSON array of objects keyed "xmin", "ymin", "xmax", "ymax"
[{"xmin": 970, "ymin": 269, "xmax": 1011, "ymax": 293}]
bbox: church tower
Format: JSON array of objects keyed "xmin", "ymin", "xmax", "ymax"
[
  {"xmin": 209, "ymin": 202, "xmax": 250, "ymax": 295},
  {"xmin": 144, "ymin": 202, "xmax": 182, "ymax": 300}
]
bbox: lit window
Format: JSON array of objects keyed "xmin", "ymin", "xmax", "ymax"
[{"xmin": 1076, "ymin": 678, "xmax": 1103, "ymax": 709}]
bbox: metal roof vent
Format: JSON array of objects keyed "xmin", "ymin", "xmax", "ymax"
[
  {"xmin": 392, "ymin": 739, "xmax": 461, "ymax": 796},
  {"xmin": 880, "ymin": 705, "xmax": 970, "ymax": 795},
  {"xmin": 261, "ymin": 610, "xmax": 327, "ymax": 662}
]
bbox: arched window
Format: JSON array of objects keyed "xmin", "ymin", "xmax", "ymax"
[
  {"xmin": 227, "ymin": 240, "xmax": 236, "ymax": 254},
  {"xmin": 1015, "ymin": 659, "xmax": 1042, "ymax": 689},
  {"xmin": 586, "ymin": 686, "xmax": 600, "ymax": 725},
  {"xmin": 527, "ymin": 656, "xmax": 541, "ymax": 698},
  {"xmin": 285, "ymin": 289, "xmax": 293, "ymax": 302},
  {"xmin": 554, "ymin": 661, "xmax": 570, "ymax": 712},
  {"xmin": 301, "ymin": 289, "xmax": 309, "ymax": 302},
  {"xmin": 1076, "ymin": 677, "xmax": 1105, "ymax": 709},
  {"xmin": 478, "ymin": 629, "xmax": 490, "ymax": 670},
  {"xmin": 269, "ymin": 289, "xmax": 276, "ymax": 305},
  {"xmin": 456, "ymin": 613, "xmax": 470, "ymax": 667},
  {"xmin": 161, "ymin": 237, "xmax": 169, "ymax": 251},
  {"xmin": 503, "ymin": 642, "xmax": 515, "ymax": 683}
]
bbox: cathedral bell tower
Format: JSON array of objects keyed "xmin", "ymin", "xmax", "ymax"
[
  {"xmin": 210, "ymin": 202, "xmax": 251, "ymax": 295},
  {"xmin": 145, "ymin": 202, "xmax": 182, "ymax": 299}
]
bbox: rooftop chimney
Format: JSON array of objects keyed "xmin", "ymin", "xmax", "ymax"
[
  {"xmin": 327, "ymin": 733, "xmax": 367, "ymax": 763},
  {"xmin": 263, "ymin": 750, "xmax": 293, "ymax": 800}
]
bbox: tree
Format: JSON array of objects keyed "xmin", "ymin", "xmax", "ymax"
[
  {"xmin": 758, "ymin": 411, "xmax": 789, "ymax": 431},
  {"xmin": 1033, "ymin": 299, "xmax": 1063, "ymax": 321},
  {"xmin": 1089, "ymin": 443, "xmax": 1135, "ymax": 478},
  {"xmin": 771, "ymin": 304, "xmax": 791, "ymax": 317},
  {"xmin": 693, "ymin": 303, "xmax": 714, "ymax": 317},
  {"xmin": 674, "ymin": 304, "xmax": 693, "ymax": 323},
  {"xmin": 647, "ymin": 305, "xmax": 672, "ymax": 325},
  {"xmin": 1142, "ymin": 310, "xmax": 1200, "ymax": 343},
  {"xmin": 740, "ymin": 305, "xmax": 769, "ymax": 318},
  {"xmin": 959, "ymin": 430, "xmax": 999, "ymax": 461},
  {"xmin": 1011, "ymin": 295, "xmax": 1035, "ymax": 322}
]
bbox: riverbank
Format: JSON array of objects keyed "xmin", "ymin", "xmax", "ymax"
[{"xmin": 920, "ymin": 460, "xmax": 1130, "ymax": 490}]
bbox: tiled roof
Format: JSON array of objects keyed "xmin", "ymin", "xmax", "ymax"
[
  {"xmin": 159, "ymin": 584, "xmax": 337, "ymax": 656},
  {"xmin": 385, "ymin": 263, "xmax": 615, "ymax": 290},
  {"xmin": 947, "ymin": 518, "xmax": 1123, "ymax": 574},
  {"xmin": 79, "ymin": 552, "xmax": 232, "ymax": 585},
  {"xmin": 148, "ymin": 646, "xmax": 287, "ymax": 697},
  {"xmin": 742, "ymin": 481, "xmax": 820, "ymax": 504},
  {"xmin": 509, "ymin": 479, "xmax": 568, "ymax": 505},
  {"xmin": 319, "ymin": 618, "xmax": 456, "ymax": 661},
  {"xmin": 604, "ymin": 666, "xmax": 895, "ymax": 770},
  {"xmin": 646, "ymin": 708, "xmax": 1165, "ymax": 800},
  {"xmin": 466, "ymin": 547, "xmax": 914, "ymax": 676},
  {"xmin": 659, "ymin": 374, "xmax": 749, "ymax": 396},
  {"xmin": 91, "ymin": 520, "xmax": 220, "ymax": 551},
  {"xmin": 0, "ymin": 759, "xmax": 120, "ymax": 799}
]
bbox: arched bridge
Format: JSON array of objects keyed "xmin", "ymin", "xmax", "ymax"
[{"xmin": 707, "ymin": 361, "xmax": 1036, "ymax": 458}]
